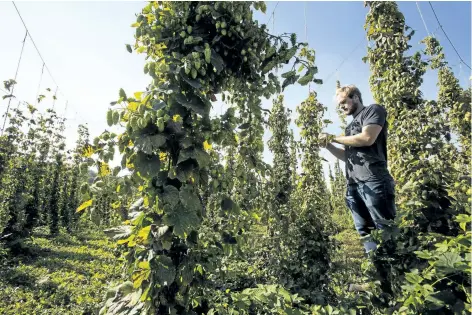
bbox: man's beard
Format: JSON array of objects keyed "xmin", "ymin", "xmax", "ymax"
[{"xmin": 347, "ymin": 103, "xmax": 357, "ymax": 115}]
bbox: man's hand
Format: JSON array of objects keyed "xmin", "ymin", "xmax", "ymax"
[
  {"xmin": 319, "ymin": 133, "xmax": 335, "ymax": 148},
  {"xmin": 319, "ymin": 133, "xmax": 346, "ymax": 162}
]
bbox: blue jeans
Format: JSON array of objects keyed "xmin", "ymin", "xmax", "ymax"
[{"xmin": 345, "ymin": 176, "xmax": 396, "ymax": 252}]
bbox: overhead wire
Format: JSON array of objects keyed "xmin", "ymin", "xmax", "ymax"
[
  {"xmin": 266, "ymin": 1, "xmax": 279, "ymax": 26},
  {"xmin": 428, "ymin": 1, "xmax": 471, "ymax": 70},
  {"xmin": 416, "ymin": 2, "xmax": 430, "ymax": 36},
  {"xmin": 322, "ymin": 37, "xmax": 365, "ymax": 85},
  {"xmin": 10, "ymin": 1, "xmax": 87, "ymax": 137},
  {"xmin": 1, "ymin": 30, "xmax": 27, "ymax": 135},
  {"xmin": 415, "ymin": 2, "xmax": 468, "ymax": 80},
  {"xmin": 35, "ymin": 62, "xmax": 45, "ymax": 106},
  {"xmin": 5, "ymin": 1, "xmax": 468, "ymax": 139},
  {"xmin": 11, "ymin": 2, "xmax": 64, "ymax": 94}
]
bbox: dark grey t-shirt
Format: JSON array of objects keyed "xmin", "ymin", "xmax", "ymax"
[{"xmin": 344, "ymin": 104, "xmax": 390, "ymax": 184}]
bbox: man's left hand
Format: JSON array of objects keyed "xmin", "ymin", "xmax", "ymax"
[{"xmin": 319, "ymin": 133, "xmax": 335, "ymax": 148}]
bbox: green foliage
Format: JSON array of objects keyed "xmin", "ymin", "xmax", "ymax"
[
  {"xmin": 274, "ymin": 91, "xmax": 336, "ymax": 304},
  {"xmin": 0, "ymin": 2, "xmax": 470, "ymax": 315},
  {"xmin": 295, "ymin": 92, "xmax": 333, "ymax": 232},
  {"xmin": 363, "ymin": 2, "xmax": 471, "ymax": 313},
  {"xmin": 268, "ymin": 95, "xmax": 293, "ymax": 232},
  {"xmin": 0, "ymin": 86, "xmax": 92, "ymax": 245},
  {"xmin": 49, "ymin": 154, "xmax": 63, "ymax": 235},
  {"xmin": 329, "ymin": 161, "xmax": 352, "ymax": 232},
  {"xmin": 88, "ymin": 2, "xmax": 325, "ymax": 314},
  {"xmin": 0, "ymin": 228, "xmax": 121, "ymax": 315}
]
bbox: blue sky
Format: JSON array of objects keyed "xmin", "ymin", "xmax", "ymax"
[{"xmin": 0, "ymin": 1, "xmax": 470, "ymax": 180}]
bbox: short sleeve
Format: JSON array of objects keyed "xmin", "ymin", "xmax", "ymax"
[{"xmin": 362, "ymin": 104, "xmax": 386, "ymax": 127}]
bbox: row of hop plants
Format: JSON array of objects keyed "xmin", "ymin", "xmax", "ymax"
[
  {"xmin": 0, "ymin": 81, "xmax": 108, "ymax": 252},
  {"xmin": 362, "ymin": 1, "xmax": 471, "ymax": 314},
  {"xmin": 75, "ymin": 1, "xmax": 353, "ymax": 314},
  {"xmin": 15, "ymin": 1, "xmax": 466, "ymax": 314}
]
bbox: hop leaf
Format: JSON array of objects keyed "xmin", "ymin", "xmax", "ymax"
[
  {"xmin": 290, "ymin": 33, "xmax": 297, "ymax": 46},
  {"xmin": 119, "ymin": 88, "xmax": 127, "ymax": 99},
  {"xmin": 163, "ymin": 205, "xmax": 200, "ymax": 238}
]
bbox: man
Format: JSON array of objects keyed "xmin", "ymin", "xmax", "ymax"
[{"xmin": 320, "ymin": 84, "xmax": 396, "ymax": 253}]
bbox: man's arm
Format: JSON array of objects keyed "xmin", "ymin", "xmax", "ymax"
[
  {"xmin": 333, "ymin": 124, "xmax": 382, "ymax": 147},
  {"xmin": 326, "ymin": 143, "xmax": 346, "ymax": 162}
]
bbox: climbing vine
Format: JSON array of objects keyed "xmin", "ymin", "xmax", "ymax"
[
  {"xmin": 364, "ymin": 2, "xmax": 471, "ymax": 313},
  {"xmin": 267, "ymin": 95, "xmax": 293, "ymax": 234},
  {"xmin": 87, "ymin": 2, "xmax": 323, "ymax": 314}
]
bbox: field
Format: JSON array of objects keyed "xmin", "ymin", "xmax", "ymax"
[
  {"xmin": 0, "ymin": 1, "xmax": 470, "ymax": 314},
  {"xmin": 0, "ymin": 226, "xmax": 121, "ymax": 315}
]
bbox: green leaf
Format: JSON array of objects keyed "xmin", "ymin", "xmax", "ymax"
[
  {"xmin": 455, "ymin": 214, "xmax": 470, "ymax": 231},
  {"xmin": 2, "ymin": 94, "xmax": 15, "ymax": 100},
  {"xmin": 175, "ymin": 93, "xmax": 207, "ymax": 116},
  {"xmin": 436, "ymin": 252, "xmax": 463, "ymax": 269},
  {"xmin": 163, "ymin": 205, "xmax": 200, "ymax": 238},
  {"xmin": 282, "ymin": 75, "xmax": 300, "ymax": 90},
  {"xmin": 415, "ymin": 250, "xmax": 433, "ymax": 259},
  {"xmin": 134, "ymin": 151, "xmax": 161, "ymax": 178},
  {"xmin": 126, "ymin": 44, "xmax": 132, "ymax": 53},
  {"xmin": 180, "ymin": 68, "xmax": 202, "ymax": 89},
  {"xmin": 155, "ymin": 255, "xmax": 176, "ymax": 286},
  {"xmin": 210, "ymin": 50, "xmax": 225, "ymax": 73},
  {"xmin": 221, "ymin": 196, "xmax": 239, "ymax": 213},
  {"xmin": 174, "ymin": 161, "xmax": 194, "ymax": 182},
  {"xmin": 135, "ymin": 134, "xmax": 167, "ymax": 154},
  {"xmin": 434, "ymin": 240, "xmax": 449, "ymax": 252},
  {"xmin": 151, "ymin": 99, "xmax": 166, "ymax": 110},
  {"xmin": 140, "ymin": 286, "xmax": 151, "ymax": 302},
  {"xmin": 179, "ymin": 259, "xmax": 194, "ymax": 286},
  {"xmin": 426, "ymin": 290, "xmax": 456, "ymax": 308},
  {"xmin": 210, "ymin": 8, "xmax": 223, "ymax": 19},
  {"xmin": 162, "ymin": 185, "xmax": 179, "ymax": 208},
  {"xmin": 281, "ymin": 70, "xmax": 296, "ymax": 79},
  {"xmin": 180, "ymin": 137, "xmax": 193, "ymax": 149},
  {"xmin": 290, "ymin": 33, "xmax": 297, "ymax": 46},
  {"xmin": 261, "ymin": 60, "xmax": 276, "ymax": 74},
  {"xmin": 277, "ymin": 287, "xmax": 292, "ymax": 302},
  {"xmin": 177, "ymin": 148, "xmax": 196, "ymax": 164},
  {"xmin": 119, "ymin": 88, "xmax": 127, "ymax": 99},
  {"xmin": 155, "ymin": 83, "xmax": 179, "ymax": 95},
  {"xmin": 238, "ymin": 122, "xmax": 250, "ymax": 129},
  {"xmin": 405, "ymin": 271, "xmax": 423, "ymax": 284},
  {"xmin": 281, "ymin": 46, "xmax": 298, "ymax": 63},
  {"xmin": 179, "ymin": 185, "xmax": 202, "ymax": 212},
  {"xmin": 297, "ymin": 67, "xmax": 316, "ymax": 86},
  {"xmin": 260, "ymin": 2, "xmax": 267, "ymax": 13},
  {"xmin": 194, "ymin": 148, "xmax": 210, "ymax": 168}
]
